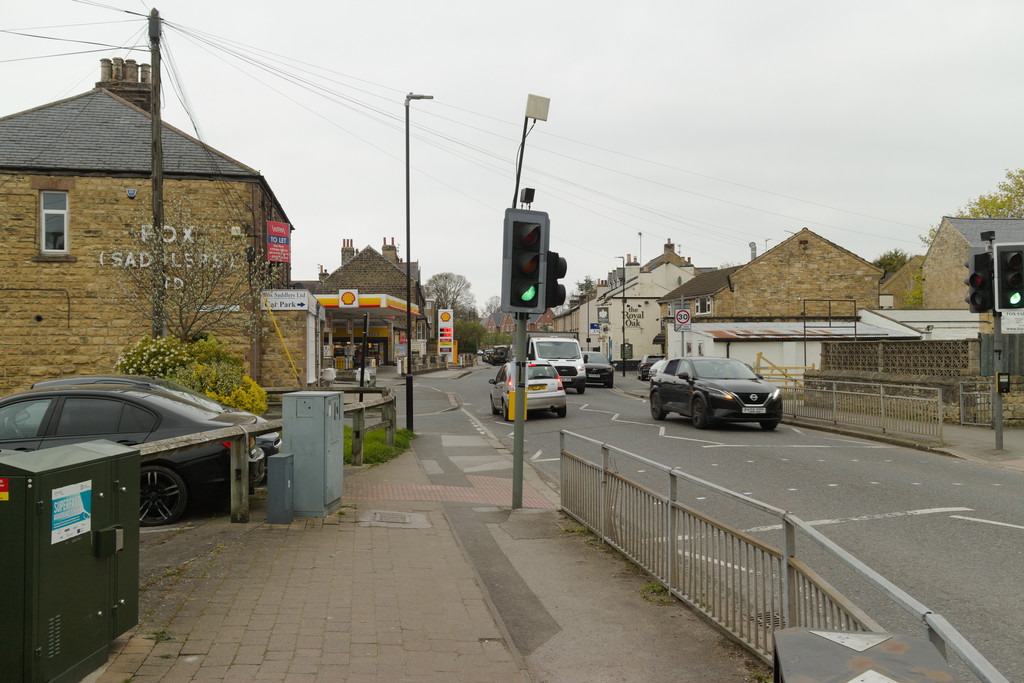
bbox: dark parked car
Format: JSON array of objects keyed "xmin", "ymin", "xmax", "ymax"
[
  {"xmin": 583, "ymin": 352, "xmax": 615, "ymax": 387},
  {"xmin": 648, "ymin": 357, "xmax": 782, "ymax": 430},
  {"xmin": 31, "ymin": 374, "xmax": 281, "ymax": 459},
  {"xmin": 636, "ymin": 354, "xmax": 664, "ymax": 381},
  {"xmin": 0, "ymin": 381, "xmax": 273, "ymax": 525}
]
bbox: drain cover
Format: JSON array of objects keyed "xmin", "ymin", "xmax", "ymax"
[{"xmin": 374, "ymin": 511, "xmax": 411, "ymax": 524}]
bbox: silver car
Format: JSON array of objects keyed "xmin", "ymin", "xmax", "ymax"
[{"xmin": 489, "ymin": 360, "xmax": 567, "ymax": 419}]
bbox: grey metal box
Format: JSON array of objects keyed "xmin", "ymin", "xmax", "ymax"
[
  {"xmin": 282, "ymin": 391, "xmax": 344, "ymax": 517},
  {"xmin": 266, "ymin": 453, "xmax": 294, "ymax": 525},
  {"xmin": 0, "ymin": 440, "xmax": 139, "ymax": 683}
]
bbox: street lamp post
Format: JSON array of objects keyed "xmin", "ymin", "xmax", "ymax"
[
  {"xmin": 405, "ymin": 92, "xmax": 432, "ymax": 433},
  {"xmin": 618, "ymin": 256, "xmax": 626, "ymax": 378}
]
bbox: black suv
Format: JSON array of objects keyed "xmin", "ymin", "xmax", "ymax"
[
  {"xmin": 583, "ymin": 352, "xmax": 615, "ymax": 387},
  {"xmin": 648, "ymin": 357, "xmax": 782, "ymax": 430},
  {"xmin": 636, "ymin": 354, "xmax": 664, "ymax": 381}
]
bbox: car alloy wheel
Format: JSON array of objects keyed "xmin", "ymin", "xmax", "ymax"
[
  {"xmin": 140, "ymin": 464, "xmax": 188, "ymax": 526},
  {"xmin": 650, "ymin": 392, "xmax": 666, "ymax": 421},
  {"xmin": 691, "ymin": 398, "xmax": 709, "ymax": 430}
]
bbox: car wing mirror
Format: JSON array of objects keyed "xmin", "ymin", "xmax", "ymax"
[
  {"xmin": 583, "ymin": 354, "xmax": 589, "ymax": 362},
  {"xmin": 677, "ymin": 371, "xmax": 690, "ymax": 380},
  {"xmin": 488, "ymin": 379, "xmax": 496, "ymax": 385}
]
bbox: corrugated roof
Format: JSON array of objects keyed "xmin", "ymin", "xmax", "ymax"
[
  {"xmin": 0, "ymin": 89, "xmax": 257, "ymax": 177},
  {"xmin": 689, "ymin": 321, "xmax": 919, "ymax": 341}
]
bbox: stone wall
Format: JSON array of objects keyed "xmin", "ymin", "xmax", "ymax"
[
  {"xmin": 713, "ymin": 229, "xmax": 883, "ymax": 317},
  {"xmin": 0, "ymin": 172, "xmax": 287, "ymax": 394},
  {"xmin": 259, "ymin": 308, "xmax": 312, "ymax": 388},
  {"xmin": 922, "ymin": 219, "xmax": 970, "ymax": 309}
]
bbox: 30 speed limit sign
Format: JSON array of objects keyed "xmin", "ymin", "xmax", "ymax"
[{"xmin": 674, "ymin": 307, "xmax": 691, "ymax": 331}]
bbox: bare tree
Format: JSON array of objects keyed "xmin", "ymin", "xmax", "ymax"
[
  {"xmin": 101, "ymin": 198, "xmax": 276, "ymax": 341},
  {"xmin": 425, "ymin": 272, "xmax": 478, "ymax": 320},
  {"xmin": 482, "ymin": 295, "xmax": 502, "ymax": 317}
]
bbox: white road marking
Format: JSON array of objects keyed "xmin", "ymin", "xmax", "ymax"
[
  {"xmin": 950, "ymin": 515, "xmax": 1024, "ymax": 531},
  {"xmin": 746, "ymin": 507, "xmax": 974, "ymax": 533},
  {"xmin": 530, "ymin": 450, "xmax": 543, "ymax": 461}
]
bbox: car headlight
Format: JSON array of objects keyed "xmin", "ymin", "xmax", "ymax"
[
  {"xmin": 706, "ymin": 387, "xmax": 736, "ymax": 401},
  {"xmin": 769, "ymin": 388, "xmax": 781, "ymax": 400}
]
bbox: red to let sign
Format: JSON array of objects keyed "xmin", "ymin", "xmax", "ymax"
[{"xmin": 267, "ymin": 221, "xmax": 291, "ymax": 263}]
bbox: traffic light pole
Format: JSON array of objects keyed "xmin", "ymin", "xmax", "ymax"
[
  {"xmin": 993, "ymin": 311, "xmax": 1004, "ymax": 450},
  {"xmin": 512, "ymin": 312, "xmax": 527, "ymax": 509}
]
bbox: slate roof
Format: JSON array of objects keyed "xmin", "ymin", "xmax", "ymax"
[
  {"xmin": 659, "ymin": 266, "xmax": 742, "ymax": 302},
  {"xmin": 0, "ymin": 89, "xmax": 257, "ymax": 178},
  {"xmin": 942, "ymin": 217, "xmax": 1024, "ymax": 246}
]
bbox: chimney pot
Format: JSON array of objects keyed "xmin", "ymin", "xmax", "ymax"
[
  {"xmin": 125, "ymin": 59, "xmax": 138, "ymax": 82},
  {"xmin": 100, "ymin": 58, "xmax": 112, "ymax": 81}
]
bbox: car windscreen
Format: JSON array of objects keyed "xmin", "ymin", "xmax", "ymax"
[
  {"xmin": 527, "ymin": 364, "xmax": 558, "ymax": 380},
  {"xmin": 691, "ymin": 358, "xmax": 758, "ymax": 380},
  {"xmin": 587, "ymin": 353, "xmax": 610, "ymax": 364},
  {"xmin": 535, "ymin": 341, "xmax": 580, "ymax": 359}
]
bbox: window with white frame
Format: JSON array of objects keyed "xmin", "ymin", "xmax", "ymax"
[
  {"xmin": 693, "ymin": 296, "xmax": 711, "ymax": 315},
  {"xmin": 41, "ymin": 191, "xmax": 68, "ymax": 253}
]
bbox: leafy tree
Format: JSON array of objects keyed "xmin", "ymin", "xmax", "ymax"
[
  {"xmin": 957, "ymin": 169, "xmax": 1024, "ymax": 218},
  {"xmin": 902, "ymin": 271, "xmax": 923, "ymax": 309},
  {"xmin": 102, "ymin": 197, "xmax": 276, "ymax": 342},
  {"xmin": 424, "ymin": 272, "xmax": 478, "ymax": 321},
  {"xmin": 872, "ymin": 248, "xmax": 910, "ymax": 273},
  {"xmin": 453, "ymin": 320, "xmax": 487, "ymax": 353}
]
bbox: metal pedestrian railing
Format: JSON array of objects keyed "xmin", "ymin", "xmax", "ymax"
[
  {"xmin": 781, "ymin": 380, "xmax": 943, "ymax": 442},
  {"xmin": 960, "ymin": 380, "xmax": 993, "ymax": 426},
  {"xmin": 558, "ymin": 431, "xmax": 1007, "ymax": 683}
]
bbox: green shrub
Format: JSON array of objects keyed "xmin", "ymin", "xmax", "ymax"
[
  {"xmin": 115, "ymin": 337, "xmax": 192, "ymax": 377},
  {"xmin": 116, "ymin": 336, "xmax": 266, "ymax": 414}
]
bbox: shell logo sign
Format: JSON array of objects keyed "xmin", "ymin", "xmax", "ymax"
[
  {"xmin": 438, "ymin": 309, "xmax": 454, "ymax": 356},
  {"xmin": 339, "ymin": 289, "xmax": 359, "ymax": 307}
]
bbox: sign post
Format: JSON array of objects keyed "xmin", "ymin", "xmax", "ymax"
[{"xmin": 674, "ymin": 302, "xmax": 691, "ymax": 357}]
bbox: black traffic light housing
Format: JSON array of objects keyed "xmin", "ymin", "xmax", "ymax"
[
  {"xmin": 964, "ymin": 247, "xmax": 993, "ymax": 313},
  {"xmin": 501, "ymin": 208, "xmax": 549, "ymax": 313},
  {"xmin": 545, "ymin": 250, "xmax": 567, "ymax": 308},
  {"xmin": 994, "ymin": 243, "xmax": 1024, "ymax": 312}
]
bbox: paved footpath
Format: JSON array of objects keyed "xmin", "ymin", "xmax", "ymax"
[{"xmin": 88, "ymin": 378, "xmax": 766, "ymax": 681}]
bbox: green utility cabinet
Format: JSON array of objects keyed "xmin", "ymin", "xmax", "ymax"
[{"xmin": 0, "ymin": 441, "xmax": 140, "ymax": 683}]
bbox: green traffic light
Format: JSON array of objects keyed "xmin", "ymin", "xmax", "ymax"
[
  {"xmin": 1011, "ymin": 291, "xmax": 1022, "ymax": 306},
  {"xmin": 520, "ymin": 285, "xmax": 537, "ymax": 303}
]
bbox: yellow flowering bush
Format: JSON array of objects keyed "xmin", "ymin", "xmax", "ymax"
[{"xmin": 115, "ymin": 336, "xmax": 266, "ymax": 415}]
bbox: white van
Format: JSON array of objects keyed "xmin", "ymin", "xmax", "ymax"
[{"xmin": 527, "ymin": 336, "xmax": 586, "ymax": 394}]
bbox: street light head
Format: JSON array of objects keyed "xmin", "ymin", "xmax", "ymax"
[{"xmin": 406, "ymin": 93, "xmax": 433, "ymax": 102}]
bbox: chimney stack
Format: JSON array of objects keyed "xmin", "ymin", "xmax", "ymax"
[
  {"xmin": 341, "ymin": 238, "xmax": 355, "ymax": 264},
  {"xmin": 96, "ymin": 57, "xmax": 153, "ymax": 112},
  {"xmin": 382, "ymin": 237, "xmax": 399, "ymax": 263}
]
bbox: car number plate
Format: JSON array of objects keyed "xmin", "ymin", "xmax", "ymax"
[
  {"xmin": 742, "ymin": 406, "xmax": 766, "ymax": 414},
  {"xmin": 527, "ymin": 385, "xmax": 545, "ymax": 391},
  {"xmin": 587, "ymin": 372, "xmax": 598, "ymax": 377}
]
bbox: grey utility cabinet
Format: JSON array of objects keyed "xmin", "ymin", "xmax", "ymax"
[
  {"xmin": 0, "ymin": 440, "xmax": 139, "ymax": 683},
  {"xmin": 282, "ymin": 391, "xmax": 345, "ymax": 517}
]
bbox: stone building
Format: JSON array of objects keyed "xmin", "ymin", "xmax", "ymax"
[
  {"xmin": 0, "ymin": 59, "xmax": 292, "ymax": 393},
  {"xmin": 922, "ymin": 216, "xmax": 1024, "ymax": 309},
  {"xmin": 558, "ymin": 239, "xmax": 698, "ymax": 362},
  {"xmin": 302, "ymin": 238, "xmax": 428, "ymax": 366}
]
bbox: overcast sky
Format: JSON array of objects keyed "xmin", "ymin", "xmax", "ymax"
[{"xmin": 5, "ymin": 1, "xmax": 1024, "ymax": 311}]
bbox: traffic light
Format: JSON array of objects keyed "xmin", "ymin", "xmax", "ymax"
[
  {"xmin": 994, "ymin": 243, "xmax": 1024, "ymax": 312},
  {"xmin": 545, "ymin": 250, "xmax": 567, "ymax": 308},
  {"xmin": 964, "ymin": 247, "xmax": 993, "ymax": 313},
  {"xmin": 501, "ymin": 208, "xmax": 549, "ymax": 313}
]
